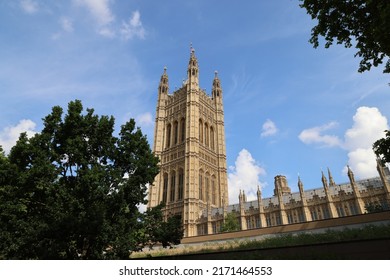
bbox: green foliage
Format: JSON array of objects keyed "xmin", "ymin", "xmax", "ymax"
[
  {"xmin": 373, "ymin": 130, "xmax": 390, "ymax": 164},
  {"xmin": 299, "ymin": 0, "xmax": 390, "ymax": 74},
  {"xmin": 135, "ymin": 203, "xmax": 184, "ymax": 250},
  {"xmin": 221, "ymin": 212, "xmax": 241, "ymax": 232},
  {"xmin": 0, "ymin": 100, "xmax": 160, "ymax": 259},
  {"xmin": 131, "ymin": 223, "xmax": 390, "ymax": 259}
]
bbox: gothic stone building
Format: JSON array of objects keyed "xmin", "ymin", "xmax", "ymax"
[
  {"xmin": 148, "ymin": 48, "xmax": 229, "ymax": 237},
  {"xmin": 148, "ymin": 49, "xmax": 390, "ymax": 237}
]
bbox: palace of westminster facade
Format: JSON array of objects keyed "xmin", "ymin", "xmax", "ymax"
[{"xmin": 148, "ymin": 49, "xmax": 390, "ymax": 237}]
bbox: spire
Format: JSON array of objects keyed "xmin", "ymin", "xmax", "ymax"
[
  {"xmin": 321, "ymin": 170, "xmax": 328, "ymax": 189},
  {"xmin": 298, "ymin": 175, "xmax": 304, "ymax": 193},
  {"xmin": 187, "ymin": 44, "xmax": 199, "ymax": 87},
  {"xmin": 328, "ymin": 167, "xmax": 336, "ymax": 187},
  {"xmin": 347, "ymin": 165, "xmax": 355, "ymax": 184},
  {"xmin": 257, "ymin": 185, "xmax": 262, "ymax": 198},
  {"xmin": 158, "ymin": 66, "xmax": 169, "ymax": 94},
  {"xmin": 212, "ymin": 70, "xmax": 222, "ymax": 99}
]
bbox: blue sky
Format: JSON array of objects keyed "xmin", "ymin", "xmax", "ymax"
[{"xmin": 1, "ymin": 0, "xmax": 389, "ymax": 204}]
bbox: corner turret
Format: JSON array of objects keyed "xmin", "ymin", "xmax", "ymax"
[
  {"xmin": 158, "ymin": 66, "xmax": 169, "ymax": 95},
  {"xmin": 187, "ymin": 46, "xmax": 199, "ymax": 89}
]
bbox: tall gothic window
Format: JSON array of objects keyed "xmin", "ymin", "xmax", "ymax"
[
  {"xmin": 162, "ymin": 173, "xmax": 168, "ymax": 204},
  {"xmin": 211, "ymin": 175, "xmax": 216, "ymax": 205},
  {"xmin": 166, "ymin": 124, "xmax": 171, "ymax": 148},
  {"xmin": 205, "ymin": 172, "xmax": 210, "ymax": 202},
  {"xmin": 178, "ymin": 168, "xmax": 184, "ymax": 200},
  {"xmin": 170, "ymin": 171, "xmax": 176, "ymax": 202},
  {"xmin": 173, "ymin": 121, "xmax": 178, "ymax": 145},
  {"xmin": 180, "ymin": 118, "xmax": 186, "ymax": 142},
  {"xmin": 204, "ymin": 123, "xmax": 209, "ymax": 147},
  {"xmin": 199, "ymin": 119, "xmax": 203, "ymax": 144},
  {"xmin": 210, "ymin": 126, "xmax": 215, "ymax": 150},
  {"xmin": 199, "ymin": 170, "xmax": 204, "ymax": 200}
]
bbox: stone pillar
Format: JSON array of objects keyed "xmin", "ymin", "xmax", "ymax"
[
  {"xmin": 322, "ymin": 171, "xmax": 338, "ymax": 218},
  {"xmin": 298, "ymin": 176, "xmax": 312, "ymax": 222},
  {"xmin": 347, "ymin": 166, "xmax": 365, "ymax": 214},
  {"xmin": 257, "ymin": 186, "xmax": 267, "ymax": 227},
  {"xmin": 239, "ymin": 190, "xmax": 247, "ymax": 230}
]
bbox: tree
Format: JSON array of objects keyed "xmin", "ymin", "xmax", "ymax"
[
  {"xmin": 373, "ymin": 130, "xmax": 390, "ymax": 163},
  {"xmin": 299, "ymin": 0, "xmax": 390, "ymax": 74},
  {"xmin": 133, "ymin": 203, "xmax": 184, "ymax": 250},
  {"xmin": 0, "ymin": 100, "xmax": 161, "ymax": 259},
  {"xmin": 221, "ymin": 212, "xmax": 240, "ymax": 232}
]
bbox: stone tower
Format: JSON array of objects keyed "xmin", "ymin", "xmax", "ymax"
[{"xmin": 148, "ymin": 48, "xmax": 229, "ymax": 237}]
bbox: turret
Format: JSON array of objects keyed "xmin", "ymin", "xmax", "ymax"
[
  {"xmin": 347, "ymin": 165, "xmax": 355, "ymax": 184},
  {"xmin": 321, "ymin": 171, "xmax": 329, "ymax": 189},
  {"xmin": 321, "ymin": 170, "xmax": 338, "ymax": 218},
  {"xmin": 187, "ymin": 46, "xmax": 199, "ymax": 89},
  {"xmin": 274, "ymin": 175, "xmax": 291, "ymax": 196},
  {"xmin": 298, "ymin": 175, "xmax": 304, "ymax": 194},
  {"xmin": 297, "ymin": 176, "xmax": 312, "ymax": 222},
  {"xmin": 377, "ymin": 157, "xmax": 390, "ymax": 194},
  {"xmin": 158, "ymin": 66, "xmax": 169, "ymax": 95},
  {"xmin": 256, "ymin": 185, "xmax": 267, "ymax": 228},
  {"xmin": 347, "ymin": 165, "xmax": 365, "ymax": 214},
  {"xmin": 328, "ymin": 167, "xmax": 336, "ymax": 187},
  {"xmin": 212, "ymin": 71, "xmax": 222, "ymax": 99}
]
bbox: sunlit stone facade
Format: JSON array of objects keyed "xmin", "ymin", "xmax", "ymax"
[
  {"xmin": 149, "ymin": 49, "xmax": 390, "ymax": 237},
  {"xmin": 148, "ymin": 48, "xmax": 228, "ymax": 237}
]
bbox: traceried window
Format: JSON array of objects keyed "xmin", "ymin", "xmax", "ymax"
[
  {"xmin": 210, "ymin": 126, "xmax": 215, "ymax": 150},
  {"xmin": 178, "ymin": 168, "xmax": 184, "ymax": 200},
  {"xmin": 180, "ymin": 118, "xmax": 186, "ymax": 142},
  {"xmin": 166, "ymin": 124, "xmax": 171, "ymax": 148},
  {"xmin": 162, "ymin": 173, "xmax": 168, "ymax": 204},
  {"xmin": 204, "ymin": 123, "xmax": 209, "ymax": 147},
  {"xmin": 199, "ymin": 170, "xmax": 204, "ymax": 200},
  {"xmin": 211, "ymin": 176, "xmax": 216, "ymax": 205},
  {"xmin": 170, "ymin": 171, "xmax": 176, "ymax": 202},
  {"xmin": 205, "ymin": 172, "xmax": 210, "ymax": 202},
  {"xmin": 173, "ymin": 121, "xmax": 178, "ymax": 145},
  {"xmin": 199, "ymin": 119, "xmax": 203, "ymax": 144}
]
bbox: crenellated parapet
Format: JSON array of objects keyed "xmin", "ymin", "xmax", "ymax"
[{"xmin": 196, "ymin": 165, "xmax": 390, "ymax": 234}]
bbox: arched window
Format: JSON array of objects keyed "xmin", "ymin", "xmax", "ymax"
[
  {"xmin": 166, "ymin": 124, "xmax": 171, "ymax": 148},
  {"xmin": 210, "ymin": 126, "xmax": 215, "ymax": 150},
  {"xmin": 204, "ymin": 123, "xmax": 209, "ymax": 147},
  {"xmin": 199, "ymin": 119, "xmax": 203, "ymax": 144},
  {"xmin": 205, "ymin": 172, "xmax": 210, "ymax": 202},
  {"xmin": 162, "ymin": 173, "xmax": 168, "ymax": 204},
  {"xmin": 173, "ymin": 121, "xmax": 178, "ymax": 145},
  {"xmin": 199, "ymin": 170, "xmax": 204, "ymax": 200},
  {"xmin": 170, "ymin": 171, "xmax": 176, "ymax": 202},
  {"xmin": 178, "ymin": 168, "xmax": 184, "ymax": 200},
  {"xmin": 180, "ymin": 118, "xmax": 186, "ymax": 142},
  {"xmin": 211, "ymin": 175, "xmax": 216, "ymax": 205}
]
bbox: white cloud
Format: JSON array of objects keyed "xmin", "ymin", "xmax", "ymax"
[
  {"xmin": 60, "ymin": 17, "xmax": 74, "ymax": 33},
  {"xmin": 228, "ymin": 149, "xmax": 266, "ymax": 204},
  {"xmin": 0, "ymin": 119, "xmax": 37, "ymax": 154},
  {"xmin": 20, "ymin": 0, "xmax": 39, "ymax": 14},
  {"xmin": 136, "ymin": 112, "xmax": 154, "ymax": 127},
  {"xmin": 120, "ymin": 11, "xmax": 146, "ymax": 40},
  {"xmin": 343, "ymin": 107, "xmax": 388, "ymax": 178},
  {"xmin": 98, "ymin": 27, "xmax": 116, "ymax": 38},
  {"xmin": 298, "ymin": 121, "xmax": 342, "ymax": 147},
  {"xmin": 261, "ymin": 119, "xmax": 278, "ymax": 137},
  {"xmin": 299, "ymin": 107, "xmax": 389, "ymax": 179},
  {"xmin": 74, "ymin": 0, "xmax": 114, "ymax": 26}
]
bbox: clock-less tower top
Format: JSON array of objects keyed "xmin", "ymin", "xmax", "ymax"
[{"xmin": 148, "ymin": 48, "xmax": 228, "ymax": 237}]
